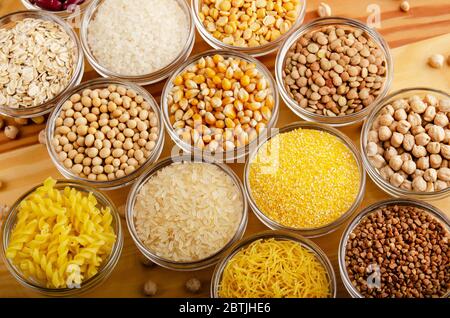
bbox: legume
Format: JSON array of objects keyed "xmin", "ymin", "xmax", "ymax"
[
  {"xmin": 283, "ymin": 25, "xmax": 388, "ymax": 117},
  {"xmin": 249, "ymin": 128, "xmax": 360, "ymax": 229},
  {"xmin": 133, "ymin": 162, "xmax": 243, "ymax": 262},
  {"xmin": 317, "ymin": 2, "xmax": 332, "ymax": 17},
  {"xmin": 367, "ymin": 94, "xmax": 450, "ymax": 192},
  {"xmin": 168, "ymin": 54, "xmax": 275, "ymax": 152},
  {"xmin": 52, "ymin": 85, "xmax": 160, "ymax": 182},
  {"xmin": 87, "ymin": 0, "xmax": 189, "ymax": 76},
  {"xmin": 345, "ymin": 204, "xmax": 449, "ymax": 298},
  {"xmin": 428, "ymin": 54, "xmax": 445, "ymax": 69},
  {"xmin": 400, "ymin": 1, "xmax": 410, "ymax": 12},
  {"xmin": 199, "ymin": 0, "xmax": 302, "ymax": 47},
  {"xmin": 219, "ymin": 238, "xmax": 332, "ymax": 298}
]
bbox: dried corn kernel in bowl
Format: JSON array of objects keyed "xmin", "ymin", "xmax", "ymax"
[
  {"xmin": 247, "ymin": 127, "xmax": 362, "ymax": 231},
  {"xmin": 198, "ymin": 0, "xmax": 302, "ymax": 48},
  {"xmin": 165, "ymin": 53, "xmax": 277, "ymax": 154}
]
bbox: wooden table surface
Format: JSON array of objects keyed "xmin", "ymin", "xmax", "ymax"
[{"xmin": 0, "ymin": 0, "xmax": 449, "ymax": 298}]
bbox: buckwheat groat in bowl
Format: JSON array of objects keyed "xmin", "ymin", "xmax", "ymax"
[
  {"xmin": 362, "ymin": 88, "xmax": 450, "ymax": 200},
  {"xmin": 126, "ymin": 155, "xmax": 248, "ymax": 271},
  {"xmin": 276, "ymin": 17, "xmax": 392, "ymax": 126},
  {"xmin": 0, "ymin": 11, "xmax": 84, "ymax": 118},
  {"xmin": 192, "ymin": 0, "xmax": 306, "ymax": 57},
  {"xmin": 46, "ymin": 79, "xmax": 164, "ymax": 190},
  {"xmin": 339, "ymin": 199, "xmax": 449, "ymax": 298},
  {"xmin": 81, "ymin": 0, "xmax": 195, "ymax": 85}
]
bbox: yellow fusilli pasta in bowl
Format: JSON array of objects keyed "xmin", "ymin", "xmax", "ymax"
[{"xmin": 1, "ymin": 178, "xmax": 123, "ymax": 296}]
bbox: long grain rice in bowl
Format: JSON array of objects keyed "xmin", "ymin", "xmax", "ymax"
[{"xmin": 125, "ymin": 155, "xmax": 248, "ymax": 271}]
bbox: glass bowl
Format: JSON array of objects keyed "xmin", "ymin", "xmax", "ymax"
[
  {"xmin": 21, "ymin": 0, "xmax": 92, "ymax": 23},
  {"xmin": 244, "ymin": 121, "xmax": 366, "ymax": 238},
  {"xmin": 191, "ymin": 0, "xmax": 307, "ymax": 57},
  {"xmin": 161, "ymin": 49, "xmax": 280, "ymax": 163},
  {"xmin": 338, "ymin": 199, "xmax": 450, "ymax": 298},
  {"xmin": 125, "ymin": 154, "xmax": 249, "ymax": 271},
  {"xmin": 45, "ymin": 78, "xmax": 165, "ymax": 190},
  {"xmin": 80, "ymin": 0, "xmax": 195, "ymax": 85},
  {"xmin": 361, "ymin": 87, "xmax": 450, "ymax": 201},
  {"xmin": 0, "ymin": 180, "xmax": 123, "ymax": 297},
  {"xmin": 275, "ymin": 17, "xmax": 393, "ymax": 127},
  {"xmin": 0, "ymin": 10, "xmax": 84, "ymax": 119},
  {"xmin": 211, "ymin": 230, "xmax": 337, "ymax": 298}
]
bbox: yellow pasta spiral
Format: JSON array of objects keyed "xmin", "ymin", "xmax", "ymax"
[{"xmin": 6, "ymin": 178, "xmax": 116, "ymax": 289}]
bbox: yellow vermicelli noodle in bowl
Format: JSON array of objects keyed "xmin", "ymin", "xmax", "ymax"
[{"xmin": 218, "ymin": 238, "xmax": 332, "ymax": 298}]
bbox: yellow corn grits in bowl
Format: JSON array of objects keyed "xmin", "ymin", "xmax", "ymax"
[{"xmin": 247, "ymin": 126, "xmax": 363, "ymax": 234}]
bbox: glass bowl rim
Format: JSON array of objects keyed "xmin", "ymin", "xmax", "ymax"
[
  {"xmin": 190, "ymin": 0, "xmax": 307, "ymax": 57},
  {"xmin": 0, "ymin": 10, "xmax": 85, "ymax": 118},
  {"xmin": 21, "ymin": 0, "xmax": 93, "ymax": 17},
  {"xmin": 160, "ymin": 49, "xmax": 280, "ymax": 162},
  {"xmin": 79, "ymin": 0, "xmax": 196, "ymax": 83}
]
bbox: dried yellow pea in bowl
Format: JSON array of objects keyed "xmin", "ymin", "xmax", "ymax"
[
  {"xmin": 192, "ymin": 0, "xmax": 306, "ymax": 57},
  {"xmin": 1, "ymin": 178, "xmax": 123, "ymax": 296}
]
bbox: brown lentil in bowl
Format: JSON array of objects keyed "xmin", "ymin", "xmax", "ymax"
[
  {"xmin": 339, "ymin": 199, "xmax": 450, "ymax": 298},
  {"xmin": 276, "ymin": 17, "xmax": 392, "ymax": 126}
]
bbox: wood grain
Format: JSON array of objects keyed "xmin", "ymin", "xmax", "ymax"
[{"xmin": 0, "ymin": 0, "xmax": 449, "ymax": 298}]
